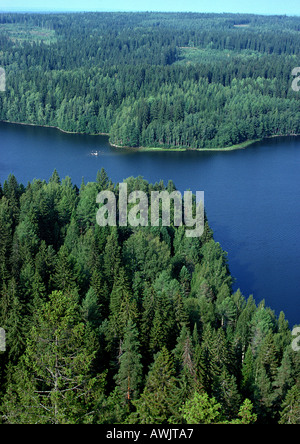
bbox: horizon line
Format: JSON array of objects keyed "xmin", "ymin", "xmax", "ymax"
[{"xmin": 0, "ymin": 10, "xmax": 299, "ymax": 17}]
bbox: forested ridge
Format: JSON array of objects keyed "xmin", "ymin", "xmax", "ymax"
[
  {"xmin": 0, "ymin": 12, "xmax": 300, "ymax": 149},
  {"xmin": 0, "ymin": 170, "xmax": 299, "ymax": 424}
]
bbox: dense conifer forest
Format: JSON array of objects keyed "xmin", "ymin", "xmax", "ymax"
[
  {"xmin": 0, "ymin": 11, "xmax": 299, "ymax": 424},
  {"xmin": 0, "ymin": 11, "xmax": 300, "ymax": 149},
  {"xmin": 0, "ymin": 171, "xmax": 299, "ymax": 424}
]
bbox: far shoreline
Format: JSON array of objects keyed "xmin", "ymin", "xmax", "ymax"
[
  {"xmin": 1, "ymin": 119, "xmax": 300, "ymax": 153},
  {"xmin": 109, "ymin": 139, "xmax": 261, "ymax": 152},
  {"xmin": 0, "ymin": 120, "xmax": 110, "ymax": 137}
]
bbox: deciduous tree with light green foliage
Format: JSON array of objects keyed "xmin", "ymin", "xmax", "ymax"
[{"xmin": 181, "ymin": 391, "xmax": 222, "ymax": 424}]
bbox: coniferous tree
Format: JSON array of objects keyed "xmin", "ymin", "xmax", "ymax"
[
  {"xmin": 114, "ymin": 320, "xmax": 143, "ymax": 407},
  {"xmin": 107, "ymin": 267, "xmax": 138, "ymax": 346},
  {"xmin": 51, "ymin": 244, "xmax": 77, "ymax": 292},
  {"xmin": 96, "ymin": 168, "xmax": 112, "ymax": 192},
  {"xmin": 130, "ymin": 347, "xmax": 180, "ymax": 424},
  {"xmin": 213, "ymin": 367, "xmax": 241, "ymax": 420},
  {"xmin": 279, "ymin": 384, "xmax": 300, "ymax": 424},
  {"xmin": 103, "ymin": 228, "xmax": 121, "ymax": 287},
  {"xmin": 1, "ymin": 290, "xmax": 104, "ymax": 424},
  {"xmin": 149, "ymin": 290, "xmax": 176, "ymax": 354},
  {"xmin": 81, "ymin": 287, "xmax": 102, "ymax": 329},
  {"xmin": 0, "ymin": 278, "xmax": 25, "ymax": 363},
  {"xmin": 241, "ymin": 346, "xmax": 255, "ymax": 399}
]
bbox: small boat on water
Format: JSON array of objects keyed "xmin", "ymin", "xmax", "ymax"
[{"xmin": 91, "ymin": 151, "xmax": 99, "ymax": 156}]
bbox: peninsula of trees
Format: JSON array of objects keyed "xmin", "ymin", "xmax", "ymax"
[{"xmin": 0, "ymin": 11, "xmax": 300, "ymax": 149}]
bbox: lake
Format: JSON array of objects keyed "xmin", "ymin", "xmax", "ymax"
[{"xmin": 0, "ymin": 121, "xmax": 299, "ymax": 327}]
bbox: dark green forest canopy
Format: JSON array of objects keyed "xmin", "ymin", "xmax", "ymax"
[
  {"xmin": 0, "ymin": 171, "xmax": 299, "ymax": 424},
  {"xmin": 0, "ymin": 11, "xmax": 300, "ymax": 148}
]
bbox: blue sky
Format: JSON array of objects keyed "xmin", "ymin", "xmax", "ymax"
[{"xmin": 0, "ymin": 0, "xmax": 299, "ymax": 16}]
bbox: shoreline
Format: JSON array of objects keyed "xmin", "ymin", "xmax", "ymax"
[
  {"xmin": 111, "ymin": 134, "xmax": 300, "ymax": 152},
  {"xmin": 1, "ymin": 120, "xmax": 109, "ymax": 137},
  {"xmin": 1, "ymin": 120, "xmax": 300, "ymax": 153},
  {"xmin": 110, "ymin": 139, "xmax": 262, "ymax": 152}
]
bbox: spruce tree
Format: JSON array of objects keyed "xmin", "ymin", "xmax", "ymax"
[
  {"xmin": 279, "ymin": 384, "xmax": 300, "ymax": 424},
  {"xmin": 106, "ymin": 267, "xmax": 138, "ymax": 359},
  {"xmin": 0, "ymin": 278, "xmax": 25, "ymax": 363},
  {"xmin": 149, "ymin": 291, "xmax": 176, "ymax": 354},
  {"xmin": 213, "ymin": 367, "xmax": 241, "ymax": 420},
  {"xmin": 103, "ymin": 227, "xmax": 121, "ymax": 287},
  {"xmin": 130, "ymin": 347, "xmax": 180, "ymax": 424},
  {"xmin": 115, "ymin": 320, "xmax": 143, "ymax": 407},
  {"xmin": 241, "ymin": 346, "xmax": 255, "ymax": 398},
  {"xmin": 51, "ymin": 244, "xmax": 77, "ymax": 292}
]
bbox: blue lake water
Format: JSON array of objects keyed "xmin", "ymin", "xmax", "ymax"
[{"xmin": 0, "ymin": 121, "xmax": 299, "ymax": 327}]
